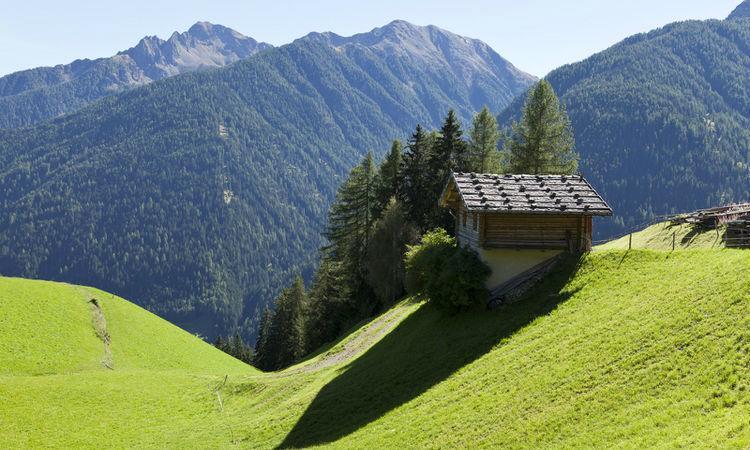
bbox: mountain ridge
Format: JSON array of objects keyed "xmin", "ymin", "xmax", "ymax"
[
  {"xmin": 727, "ymin": 0, "xmax": 750, "ymax": 20},
  {"xmin": 0, "ymin": 22, "xmax": 271, "ymax": 128}
]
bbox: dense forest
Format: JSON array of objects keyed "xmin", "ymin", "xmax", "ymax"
[
  {"xmin": 0, "ymin": 22, "xmax": 533, "ymax": 340},
  {"xmin": 500, "ymin": 15, "xmax": 750, "ymax": 239}
]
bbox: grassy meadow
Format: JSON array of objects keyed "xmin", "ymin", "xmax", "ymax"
[{"xmin": 2, "ymin": 243, "xmax": 750, "ymax": 447}]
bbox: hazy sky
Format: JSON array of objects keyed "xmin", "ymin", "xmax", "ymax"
[{"xmin": 0, "ymin": 0, "xmax": 741, "ymax": 77}]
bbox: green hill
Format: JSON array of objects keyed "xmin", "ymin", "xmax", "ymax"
[
  {"xmin": 0, "ymin": 276, "xmax": 249, "ymax": 375},
  {"xmin": 500, "ymin": 14, "xmax": 750, "ymax": 239},
  {"xmin": 3, "ymin": 247, "xmax": 750, "ymax": 447}
]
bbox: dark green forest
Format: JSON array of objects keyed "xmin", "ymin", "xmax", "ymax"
[
  {"xmin": 0, "ymin": 28, "xmax": 531, "ymax": 339},
  {"xmin": 500, "ymin": 16, "xmax": 750, "ymax": 238}
]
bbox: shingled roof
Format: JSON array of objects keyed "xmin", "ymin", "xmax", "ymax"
[{"xmin": 441, "ymin": 172, "xmax": 613, "ymax": 216}]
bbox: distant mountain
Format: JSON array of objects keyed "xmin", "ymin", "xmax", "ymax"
[
  {"xmin": 0, "ymin": 21, "xmax": 534, "ymax": 339},
  {"xmin": 0, "ymin": 22, "xmax": 271, "ymax": 128},
  {"xmin": 300, "ymin": 20, "xmax": 535, "ymax": 124},
  {"xmin": 500, "ymin": 13, "xmax": 750, "ymax": 238},
  {"xmin": 727, "ymin": 0, "xmax": 750, "ymax": 20}
]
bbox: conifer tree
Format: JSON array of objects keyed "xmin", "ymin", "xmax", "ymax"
[
  {"xmin": 430, "ymin": 109, "xmax": 468, "ymax": 176},
  {"xmin": 424, "ymin": 110, "xmax": 468, "ymax": 230},
  {"xmin": 375, "ymin": 140, "xmax": 403, "ymax": 214},
  {"xmin": 468, "ymin": 106, "xmax": 502, "ymax": 173},
  {"xmin": 304, "ymin": 257, "xmax": 352, "ymax": 352},
  {"xmin": 253, "ymin": 307, "xmax": 274, "ymax": 370},
  {"xmin": 507, "ymin": 80, "xmax": 578, "ymax": 174},
  {"xmin": 325, "ymin": 152, "xmax": 378, "ymax": 278},
  {"xmin": 400, "ymin": 125, "xmax": 433, "ymax": 231},
  {"xmin": 263, "ymin": 275, "xmax": 308, "ymax": 370}
]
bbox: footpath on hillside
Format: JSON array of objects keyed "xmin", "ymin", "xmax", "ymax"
[{"xmin": 278, "ymin": 303, "xmax": 416, "ymax": 376}]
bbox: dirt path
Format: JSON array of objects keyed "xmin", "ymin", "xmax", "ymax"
[
  {"xmin": 73, "ymin": 285, "xmax": 114, "ymax": 369},
  {"xmin": 280, "ymin": 304, "xmax": 414, "ymax": 376}
]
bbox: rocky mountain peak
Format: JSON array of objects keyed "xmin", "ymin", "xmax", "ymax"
[
  {"xmin": 299, "ymin": 20, "xmax": 535, "ymax": 89},
  {"xmin": 120, "ymin": 22, "xmax": 272, "ymax": 79},
  {"xmin": 727, "ymin": 1, "xmax": 750, "ymax": 20}
]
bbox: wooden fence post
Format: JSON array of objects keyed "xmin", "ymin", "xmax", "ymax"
[
  {"xmin": 629, "ymin": 233, "xmax": 632, "ymax": 250},
  {"xmin": 672, "ymin": 232, "xmax": 676, "ymax": 251}
]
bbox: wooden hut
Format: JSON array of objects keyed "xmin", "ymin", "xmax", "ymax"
[{"xmin": 440, "ymin": 172, "xmax": 613, "ymax": 294}]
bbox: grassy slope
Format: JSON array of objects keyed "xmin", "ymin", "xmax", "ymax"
[
  {"xmin": 0, "ymin": 276, "xmax": 253, "ymax": 447},
  {"xmin": 3, "ymin": 249, "xmax": 750, "ymax": 447},
  {"xmin": 597, "ymin": 221, "xmax": 726, "ymax": 251}
]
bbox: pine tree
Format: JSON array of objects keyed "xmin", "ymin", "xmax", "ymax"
[
  {"xmin": 304, "ymin": 257, "xmax": 352, "ymax": 353},
  {"xmin": 430, "ymin": 109, "xmax": 468, "ymax": 175},
  {"xmin": 467, "ymin": 106, "xmax": 502, "ymax": 173},
  {"xmin": 375, "ymin": 140, "xmax": 403, "ymax": 214},
  {"xmin": 325, "ymin": 152, "xmax": 377, "ymax": 278},
  {"xmin": 262, "ymin": 275, "xmax": 308, "ymax": 370},
  {"xmin": 507, "ymin": 80, "xmax": 578, "ymax": 174},
  {"xmin": 365, "ymin": 198, "xmax": 419, "ymax": 307},
  {"xmin": 253, "ymin": 307, "xmax": 274, "ymax": 370},
  {"xmin": 214, "ymin": 335, "xmax": 227, "ymax": 352},
  {"xmin": 400, "ymin": 125, "xmax": 433, "ymax": 231}
]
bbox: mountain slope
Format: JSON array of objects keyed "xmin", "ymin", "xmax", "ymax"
[
  {"xmin": 500, "ymin": 15, "xmax": 750, "ymax": 239},
  {"xmin": 0, "ymin": 22, "xmax": 271, "ymax": 128},
  {"xmin": 301, "ymin": 20, "xmax": 535, "ymax": 125},
  {"xmin": 3, "ymin": 248, "xmax": 750, "ymax": 447},
  {"xmin": 0, "ymin": 21, "xmax": 535, "ymax": 338},
  {"xmin": 728, "ymin": 0, "xmax": 750, "ymax": 20}
]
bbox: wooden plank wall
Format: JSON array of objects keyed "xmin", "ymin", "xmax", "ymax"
[
  {"xmin": 454, "ymin": 207, "xmax": 594, "ymax": 252},
  {"xmin": 456, "ymin": 205, "xmax": 481, "ymax": 251},
  {"xmin": 482, "ymin": 213, "xmax": 590, "ymax": 251}
]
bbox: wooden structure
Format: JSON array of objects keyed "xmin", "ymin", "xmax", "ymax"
[
  {"xmin": 440, "ymin": 173, "xmax": 613, "ymax": 253},
  {"xmin": 669, "ymin": 203, "xmax": 750, "ymax": 229},
  {"xmin": 727, "ymin": 216, "xmax": 750, "ymax": 249}
]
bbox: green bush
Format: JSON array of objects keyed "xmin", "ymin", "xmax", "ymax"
[{"xmin": 405, "ymin": 229, "xmax": 491, "ymax": 310}]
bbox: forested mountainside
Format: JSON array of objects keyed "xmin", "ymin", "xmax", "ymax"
[
  {"xmin": 500, "ymin": 13, "xmax": 750, "ymax": 239},
  {"xmin": 301, "ymin": 20, "xmax": 534, "ymax": 126},
  {"xmin": 0, "ymin": 22, "xmax": 271, "ymax": 129},
  {"xmin": 0, "ymin": 21, "xmax": 534, "ymax": 339}
]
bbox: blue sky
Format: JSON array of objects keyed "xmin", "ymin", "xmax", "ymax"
[{"xmin": 0, "ymin": 0, "xmax": 741, "ymax": 77}]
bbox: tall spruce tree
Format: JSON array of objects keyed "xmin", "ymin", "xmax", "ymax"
[
  {"xmin": 375, "ymin": 140, "xmax": 404, "ymax": 214},
  {"xmin": 468, "ymin": 106, "xmax": 502, "ymax": 173},
  {"xmin": 430, "ymin": 109, "xmax": 468, "ymax": 175},
  {"xmin": 263, "ymin": 275, "xmax": 308, "ymax": 370},
  {"xmin": 507, "ymin": 80, "xmax": 578, "ymax": 174},
  {"xmin": 400, "ymin": 125, "xmax": 433, "ymax": 231},
  {"xmin": 325, "ymin": 152, "xmax": 378, "ymax": 278},
  {"xmin": 304, "ymin": 257, "xmax": 352, "ymax": 353},
  {"xmin": 253, "ymin": 307, "xmax": 274, "ymax": 370},
  {"xmin": 425, "ymin": 110, "xmax": 466, "ymax": 230}
]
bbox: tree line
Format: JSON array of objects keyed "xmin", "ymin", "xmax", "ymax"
[{"xmin": 219, "ymin": 80, "xmax": 578, "ymax": 370}]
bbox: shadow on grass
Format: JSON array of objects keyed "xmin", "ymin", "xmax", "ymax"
[
  {"xmin": 680, "ymin": 224, "xmax": 704, "ymax": 246},
  {"xmin": 277, "ymin": 256, "xmax": 584, "ymax": 448}
]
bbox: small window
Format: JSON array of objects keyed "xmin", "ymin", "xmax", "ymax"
[
  {"xmin": 462, "ymin": 211, "xmax": 467, "ymax": 227},
  {"xmin": 472, "ymin": 212, "xmax": 477, "ymax": 231}
]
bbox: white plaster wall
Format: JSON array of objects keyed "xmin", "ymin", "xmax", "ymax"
[{"xmin": 478, "ymin": 248, "xmax": 562, "ymax": 289}]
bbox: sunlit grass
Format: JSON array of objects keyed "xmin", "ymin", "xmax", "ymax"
[{"xmin": 2, "ymin": 249, "xmax": 750, "ymax": 447}]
